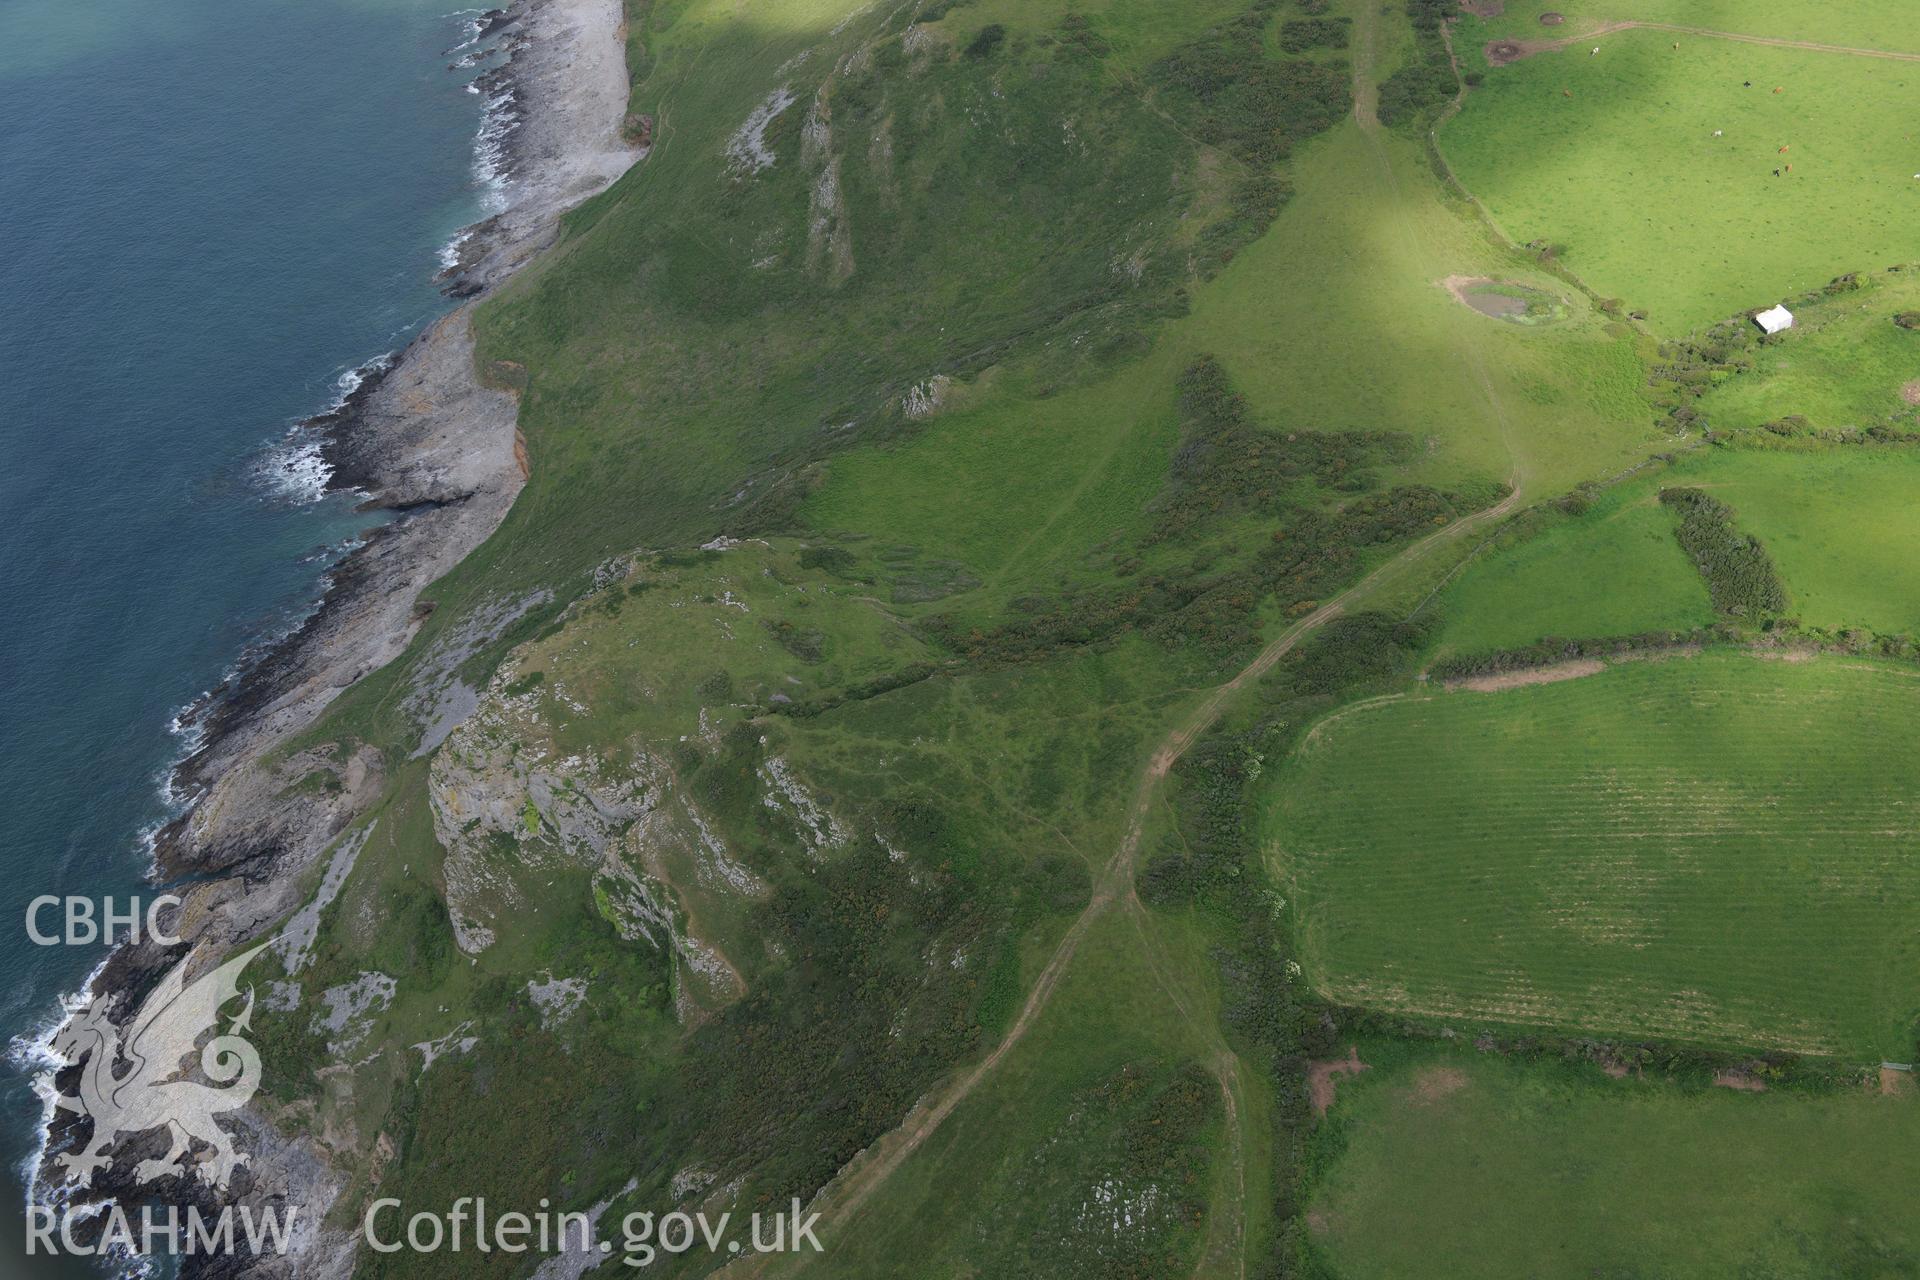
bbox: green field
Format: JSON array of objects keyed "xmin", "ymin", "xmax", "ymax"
[
  {"xmin": 1465, "ymin": 0, "xmax": 1920, "ymax": 51},
  {"xmin": 1428, "ymin": 440, "xmax": 1920, "ymax": 653},
  {"xmin": 1271, "ymin": 653, "xmax": 1920, "ymax": 1059},
  {"xmin": 1692, "ymin": 274, "xmax": 1920, "ymax": 431},
  {"xmin": 1442, "ymin": 24, "xmax": 1920, "ymax": 334},
  {"xmin": 1666, "ymin": 447, "xmax": 1920, "ymax": 636},
  {"xmin": 1311, "ymin": 1051, "xmax": 1920, "ymax": 1280},
  {"xmin": 1428, "ymin": 478, "xmax": 1711, "ymax": 656}
]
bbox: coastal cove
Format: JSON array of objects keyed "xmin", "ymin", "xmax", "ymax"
[{"xmin": 0, "ymin": 0, "xmax": 515, "ymax": 1251}]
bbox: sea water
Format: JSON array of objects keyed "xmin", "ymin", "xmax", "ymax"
[{"xmin": 0, "ymin": 0, "xmax": 504, "ymax": 1258}]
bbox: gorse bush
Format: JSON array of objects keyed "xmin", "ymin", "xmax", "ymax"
[
  {"xmin": 926, "ymin": 360, "xmax": 1492, "ymax": 668},
  {"xmin": 964, "ymin": 22, "xmax": 1006, "ymax": 59},
  {"xmin": 1660, "ymin": 487, "xmax": 1789, "ymax": 618},
  {"xmin": 1376, "ymin": 0, "xmax": 1457, "ymax": 127},
  {"xmin": 1279, "ymin": 17, "xmax": 1350, "ymax": 52},
  {"xmin": 1152, "ymin": 356, "xmax": 1411, "ymax": 542},
  {"xmin": 1430, "ymin": 627, "xmax": 1729, "ymax": 680},
  {"xmin": 1151, "ymin": 11, "xmax": 1351, "ymax": 167}
]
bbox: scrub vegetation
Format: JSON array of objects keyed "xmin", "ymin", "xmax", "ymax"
[{"xmin": 213, "ymin": 0, "xmax": 1920, "ymax": 1275}]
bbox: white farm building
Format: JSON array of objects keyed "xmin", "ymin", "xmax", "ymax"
[{"xmin": 1753, "ymin": 304, "xmax": 1795, "ymax": 335}]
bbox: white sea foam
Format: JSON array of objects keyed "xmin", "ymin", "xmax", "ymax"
[
  {"xmin": 253, "ymin": 351, "xmax": 395, "ymax": 505},
  {"xmin": 9, "ymin": 954, "xmax": 111, "ymax": 1203},
  {"xmin": 445, "ymin": 7, "xmax": 521, "ymax": 261},
  {"xmin": 21, "ymin": 377, "xmax": 392, "ymax": 1233},
  {"xmin": 154, "ymin": 521, "xmax": 370, "ymax": 821},
  {"xmin": 442, "ymin": 9, "xmax": 492, "ymax": 56},
  {"xmin": 471, "ymin": 84, "xmax": 521, "ymax": 215},
  {"xmin": 12, "ymin": 3, "xmax": 532, "ymax": 1249}
]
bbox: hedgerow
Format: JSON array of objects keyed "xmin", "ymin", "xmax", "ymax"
[
  {"xmin": 1660, "ymin": 487, "xmax": 1789, "ymax": 619},
  {"xmin": 1139, "ymin": 615, "xmax": 1436, "ymax": 1275}
]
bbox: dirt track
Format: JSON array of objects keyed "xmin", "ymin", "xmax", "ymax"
[
  {"xmin": 728, "ymin": 7, "xmax": 1532, "ymax": 1276},
  {"xmin": 781, "ymin": 11, "xmax": 1920, "ymax": 1266}
]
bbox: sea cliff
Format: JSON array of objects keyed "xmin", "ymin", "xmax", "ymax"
[{"xmin": 38, "ymin": 2, "xmax": 642, "ymax": 1273}]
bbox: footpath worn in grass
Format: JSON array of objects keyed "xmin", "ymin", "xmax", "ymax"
[
  {"xmin": 1311, "ymin": 1050, "xmax": 1920, "ymax": 1280},
  {"xmin": 1270, "ymin": 653, "xmax": 1920, "ymax": 1060},
  {"xmin": 237, "ymin": 0, "xmax": 1920, "ymax": 1269},
  {"xmin": 1443, "ymin": 26, "xmax": 1920, "ymax": 334},
  {"xmin": 783, "ymin": 909, "xmax": 1233, "ymax": 1280}
]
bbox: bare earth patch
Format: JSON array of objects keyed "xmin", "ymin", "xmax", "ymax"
[
  {"xmin": 1459, "ymin": 0, "xmax": 1504, "ymax": 17},
  {"xmin": 1310, "ymin": 1046, "xmax": 1370, "ymax": 1116},
  {"xmin": 1441, "ymin": 274, "xmax": 1493, "ymax": 305},
  {"xmin": 1450, "ymin": 659, "xmax": 1606, "ymax": 692},
  {"xmin": 1902, "ymin": 379, "xmax": 1920, "ymax": 406},
  {"xmin": 1753, "ymin": 646, "xmax": 1818, "ymax": 663},
  {"xmin": 1440, "ymin": 274, "xmax": 1568, "ymax": 323},
  {"xmin": 1882, "ymin": 1066, "xmax": 1917, "ymax": 1098},
  {"xmin": 1540, "ymin": 11, "xmax": 1565, "ymax": 24},
  {"xmin": 1414, "ymin": 1066, "xmax": 1469, "ymax": 1104},
  {"xmin": 1713, "ymin": 1070, "xmax": 1768, "ymax": 1093}
]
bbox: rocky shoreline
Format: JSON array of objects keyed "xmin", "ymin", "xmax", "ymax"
[{"xmin": 39, "ymin": 1, "xmax": 643, "ymax": 1273}]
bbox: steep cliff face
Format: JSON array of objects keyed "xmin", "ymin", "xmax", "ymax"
[
  {"xmin": 36, "ymin": 3, "xmax": 648, "ymax": 1273},
  {"xmin": 43, "ymin": 1, "xmax": 1390, "ymax": 1273},
  {"xmin": 427, "ymin": 657, "xmax": 760, "ymax": 1011}
]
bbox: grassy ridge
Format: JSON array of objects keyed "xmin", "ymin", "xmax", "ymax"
[
  {"xmin": 233, "ymin": 0, "xmax": 1920, "ymax": 1271},
  {"xmin": 1463, "ymin": 0, "xmax": 1920, "ymax": 51}
]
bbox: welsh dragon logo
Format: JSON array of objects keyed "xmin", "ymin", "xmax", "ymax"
[{"xmin": 49, "ymin": 944, "xmax": 266, "ymax": 1191}]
